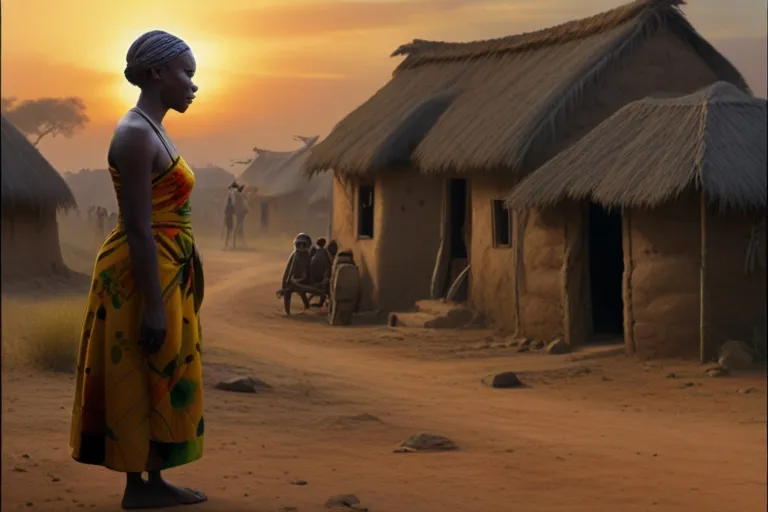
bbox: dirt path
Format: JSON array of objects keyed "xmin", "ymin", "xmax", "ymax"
[{"xmin": 3, "ymin": 248, "xmax": 766, "ymax": 511}]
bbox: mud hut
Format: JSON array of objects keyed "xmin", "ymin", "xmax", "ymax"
[
  {"xmin": 240, "ymin": 135, "xmax": 332, "ymax": 237},
  {"xmin": 304, "ymin": 0, "xmax": 749, "ymax": 316},
  {"xmin": 1, "ymin": 114, "xmax": 77, "ymax": 280},
  {"xmin": 505, "ymin": 82, "xmax": 766, "ymax": 360}
]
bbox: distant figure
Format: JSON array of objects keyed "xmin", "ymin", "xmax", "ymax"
[
  {"xmin": 233, "ymin": 184, "xmax": 249, "ymax": 246},
  {"xmin": 69, "ymin": 30, "xmax": 207, "ymax": 509},
  {"xmin": 223, "ymin": 193, "xmax": 235, "ymax": 249}
]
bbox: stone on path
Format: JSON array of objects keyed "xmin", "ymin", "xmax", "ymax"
[
  {"xmin": 491, "ymin": 371, "xmax": 524, "ymax": 388},
  {"xmin": 325, "ymin": 494, "xmax": 361, "ymax": 508},
  {"xmin": 545, "ymin": 338, "xmax": 571, "ymax": 355},
  {"xmin": 214, "ymin": 376, "xmax": 272, "ymax": 393},
  {"xmin": 394, "ymin": 432, "xmax": 459, "ymax": 453},
  {"xmin": 717, "ymin": 340, "xmax": 754, "ymax": 371},
  {"xmin": 704, "ymin": 366, "xmax": 729, "ymax": 378}
]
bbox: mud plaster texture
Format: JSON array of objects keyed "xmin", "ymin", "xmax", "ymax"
[
  {"xmin": 626, "ymin": 194, "xmax": 701, "ymax": 359},
  {"xmin": 2, "ymin": 208, "xmax": 67, "ymax": 280},
  {"xmin": 468, "ymin": 174, "xmax": 518, "ymax": 331},
  {"xmin": 705, "ymin": 208, "xmax": 766, "ymax": 356},
  {"xmin": 331, "ymin": 170, "xmax": 443, "ymax": 312}
]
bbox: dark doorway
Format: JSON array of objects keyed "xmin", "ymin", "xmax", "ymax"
[
  {"xmin": 260, "ymin": 202, "xmax": 269, "ymax": 230},
  {"xmin": 449, "ymin": 179, "xmax": 468, "ymax": 259},
  {"xmin": 588, "ymin": 203, "xmax": 624, "ymax": 335}
]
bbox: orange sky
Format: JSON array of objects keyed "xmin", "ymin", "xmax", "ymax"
[{"xmin": 2, "ymin": 0, "xmax": 766, "ymax": 172}]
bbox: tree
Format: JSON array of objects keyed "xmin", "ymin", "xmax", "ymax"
[{"xmin": 1, "ymin": 96, "xmax": 89, "ymax": 146}]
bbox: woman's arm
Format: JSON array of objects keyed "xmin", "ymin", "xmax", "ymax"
[{"xmin": 111, "ymin": 122, "xmax": 166, "ymax": 326}]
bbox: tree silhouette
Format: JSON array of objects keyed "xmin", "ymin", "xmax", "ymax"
[{"xmin": 1, "ymin": 96, "xmax": 90, "ymax": 146}]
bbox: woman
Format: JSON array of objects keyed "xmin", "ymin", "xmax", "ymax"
[{"xmin": 69, "ymin": 30, "xmax": 207, "ymax": 510}]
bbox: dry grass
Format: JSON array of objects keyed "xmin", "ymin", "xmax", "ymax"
[{"xmin": 2, "ymin": 298, "xmax": 83, "ymax": 373}]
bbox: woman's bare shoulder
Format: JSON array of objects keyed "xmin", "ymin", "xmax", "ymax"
[
  {"xmin": 111, "ymin": 113, "xmax": 154, "ymax": 156},
  {"xmin": 109, "ymin": 113, "xmax": 156, "ymax": 169}
]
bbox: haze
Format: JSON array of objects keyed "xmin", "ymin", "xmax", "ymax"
[{"xmin": 2, "ymin": 0, "xmax": 766, "ymax": 171}]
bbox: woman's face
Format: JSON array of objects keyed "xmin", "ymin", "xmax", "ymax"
[{"xmin": 158, "ymin": 51, "xmax": 198, "ymax": 113}]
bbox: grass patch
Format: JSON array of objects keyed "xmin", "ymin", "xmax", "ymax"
[{"xmin": 2, "ymin": 298, "xmax": 84, "ymax": 373}]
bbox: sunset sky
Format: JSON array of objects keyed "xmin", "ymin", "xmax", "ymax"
[{"xmin": 2, "ymin": 0, "xmax": 766, "ymax": 172}]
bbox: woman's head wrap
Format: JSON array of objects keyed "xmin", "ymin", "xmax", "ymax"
[{"xmin": 124, "ymin": 30, "xmax": 190, "ymax": 87}]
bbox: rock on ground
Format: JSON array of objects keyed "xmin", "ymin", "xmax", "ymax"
[
  {"xmin": 325, "ymin": 494, "xmax": 361, "ymax": 508},
  {"xmin": 717, "ymin": 340, "xmax": 754, "ymax": 371},
  {"xmin": 546, "ymin": 338, "xmax": 571, "ymax": 355},
  {"xmin": 394, "ymin": 432, "xmax": 459, "ymax": 453},
  {"xmin": 214, "ymin": 376, "xmax": 272, "ymax": 393},
  {"xmin": 704, "ymin": 366, "xmax": 729, "ymax": 378},
  {"xmin": 491, "ymin": 371, "xmax": 524, "ymax": 388}
]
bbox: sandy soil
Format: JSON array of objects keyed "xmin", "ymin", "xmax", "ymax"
[{"xmin": 3, "ymin": 245, "xmax": 767, "ymax": 512}]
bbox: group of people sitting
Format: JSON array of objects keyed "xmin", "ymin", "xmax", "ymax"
[{"xmin": 277, "ymin": 233, "xmax": 339, "ymax": 313}]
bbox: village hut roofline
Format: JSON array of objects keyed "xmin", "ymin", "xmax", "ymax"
[
  {"xmin": 305, "ymin": 0, "xmax": 749, "ymax": 178},
  {"xmin": 1, "ymin": 114, "xmax": 77, "ymax": 212},
  {"xmin": 504, "ymin": 81, "xmax": 767, "ymax": 212},
  {"xmin": 239, "ymin": 135, "xmax": 326, "ymax": 199}
]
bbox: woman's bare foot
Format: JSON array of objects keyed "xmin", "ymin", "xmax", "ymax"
[{"xmin": 121, "ymin": 472, "xmax": 206, "ymax": 510}]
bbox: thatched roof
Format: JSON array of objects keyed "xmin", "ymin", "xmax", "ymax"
[
  {"xmin": 505, "ymin": 82, "xmax": 767, "ymax": 212},
  {"xmin": 305, "ymin": 0, "xmax": 749, "ymax": 177},
  {"xmin": 239, "ymin": 135, "xmax": 332, "ymax": 202},
  {"xmin": 1, "ymin": 114, "xmax": 76, "ymax": 212}
]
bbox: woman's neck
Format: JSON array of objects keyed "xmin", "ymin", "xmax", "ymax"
[{"xmin": 135, "ymin": 93, "xmax": 169, "ymax": 126}]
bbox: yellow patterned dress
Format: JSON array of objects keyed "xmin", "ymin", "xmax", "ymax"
[{"xmin": 70, "ymin": 155, "xmax": 205, "ymax": 473}]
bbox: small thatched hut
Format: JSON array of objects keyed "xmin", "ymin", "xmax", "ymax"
[
  {"xmin": 240, "ymin": 135, "xmax": 332, "ymax": 237},
  {"xmin": 506, "ymin": 82, "xmax": 766, "ymax": 360},
  {"xmin": 305, "ymin": 0, "xmax": 749, "ymax": 318},
  {"xmin": 1, "ymin": 114, "xmax": 77, "ymax": 280}
]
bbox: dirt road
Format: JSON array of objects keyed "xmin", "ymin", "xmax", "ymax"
[{"xmin": 3, "ymin": 247, "xmax": 767, "ymax": 511}]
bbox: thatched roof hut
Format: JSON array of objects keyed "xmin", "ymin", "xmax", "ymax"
[
  {"xmin": 2, "ymin": 115, "xmax": 76, "ymax": 213},
  {"xmin": 306, "ymin": 0, "xmax": 748, "ymax": 178},
  {"xmin": 1, "ymin": 114, "xmax": 77, "ymax": 281},
  {"xmin": 239, "ymin": 136, "xmax": 332, "ymax": 236},
  {"xmin": 303, "ymin": 0, "xmax": 755, "ymax": 353},
  {"xmin": 240, "ymin": 135, "xmax": 330, "ymax": 200},
  {"xmin": 503, "ymin": 82, "xmax": 766, "ymax": 361},
  {"xmin": 505, "ymin": 81, "xmax": 767, "ymax": 212}
]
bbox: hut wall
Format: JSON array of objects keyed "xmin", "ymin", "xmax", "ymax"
[
  {"xmin": 516, "ymin": 27, "xmax": 723, "ymax": 345},
  {"xmin": 2, "ymin": 208, "xmax": 66, "ymax": 278},
  {"xmin": 517, "ymin": 206, "xmax": 568, "ymax": 341},
  {"xmin": 331, "ymin": 171, "xmax": 443, "ymax": 312},
  {"xmin": 626, "ymin": 193, "xmax": 701, "ymax": 359},
  {"xmin": 376, "ymin": 171, "xmax": 443, "ymax": 311},
  {"xmin": 707, "ymin": 210, "xmax": 767, "ymax": 355},
  {"xmin": 469, "ymin": 174, "xmax": 518, "ymax": 332}
]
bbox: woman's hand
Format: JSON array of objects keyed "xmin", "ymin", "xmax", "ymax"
[{"xmin": 140, "ymin": 303, "xmax": 167, "ymax": 354}]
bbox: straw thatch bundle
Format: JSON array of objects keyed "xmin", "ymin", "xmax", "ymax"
[
  {"xmin": 305, "ymin": 0, "xmax": 748, "ymax": 177},
  {"xmin": 240, "ymin": 135, "xmax": 331, "ymax": 201},
  {"xmin": 1, "ymin": 114, "xmax": 76, "ymax": 213},
  {"xmin": 505, "ymin": 82, "xmax": 767, "ymax": 212}
]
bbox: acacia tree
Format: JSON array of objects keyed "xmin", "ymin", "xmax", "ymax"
[{"xmin": 1, "ymin": 96, "xmax": 90, "ymax": 146}]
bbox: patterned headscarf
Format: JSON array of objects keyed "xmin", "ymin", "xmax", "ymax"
[{"xmin": 124, "ymin": 30, "xmax": 190, "ymax": 86}]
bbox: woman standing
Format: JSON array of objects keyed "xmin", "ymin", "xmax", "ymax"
[{"xmin": 69, "ymin": 30, "xmax": 207, "ymax": 509}]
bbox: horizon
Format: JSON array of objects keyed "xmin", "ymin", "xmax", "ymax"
[{"xmin": 2, "ymin": 0, "xmax": 766, "ymax": 172}]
